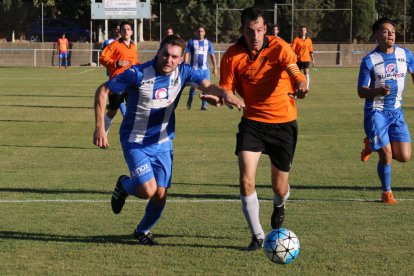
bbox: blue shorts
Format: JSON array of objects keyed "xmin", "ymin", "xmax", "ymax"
[
  {"xmin": 364, "ymin": 108, "xmax": 411, "ymax": 151},
  {"xmin": 59, "ymin": 52, "xmax": 68, "ymax": 59},
  {"xmin": 121, "ymin": 141, "xmax": 173, "ymax": 188}
]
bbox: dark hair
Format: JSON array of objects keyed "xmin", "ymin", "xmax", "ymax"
[
  {"xmin": 372, "ymin": 17, "xmax": 395, "ymax": 34},
  {"xmin": 111, "ymin": 21, "xmax": 121, "ymax": 29},
  {"xmin": 120, "ymin": 20, "xmax": 133, "ymax": 29},
  {"xmin": 241, "ymin": 7, "xmax": 265, "ymax": 28},
  {"xmin": 273, "ymin": 24, "xmax": 280, "ymax": 29},
  {"xmin": 160, "ymin": 34, "xmax": 187, "ymax": 56},
  {"xmin": 300, "ymin": 25, "xmax": 307, "ymax": 29}
]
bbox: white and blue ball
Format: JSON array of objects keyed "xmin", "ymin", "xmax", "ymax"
[{"xmin": 263, "ymin": 228, "xmax": 300, "ymax": 264}]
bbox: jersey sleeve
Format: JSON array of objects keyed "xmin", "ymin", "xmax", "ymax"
[
  {"xmin": 308, "ymin": 38, "xmax": 313, "ymax": 53},
  {"xmin": 406, "ymin": 49, "xmax": 414, "ymax": 73},
  {"xmin": 106, "ymin": 66, "xmax": 142, "ymax": 94},
  {"xmin": 358, "ymin": 59, "xmax": 371, "ymax": 87},
  {"xmin": 99, "ymin": 43, "xmax": 117, "ymax": 69},
  {"xmin": 219, "ymin": 51, "xmax": 236, "ymax": 93},
  {"xmin": 183, "ymin": 64, "xmax": 204, "ymax": 87},
  {"xmin": 184, "ymin": 40, "xmax": 192, "ymax": 53}
]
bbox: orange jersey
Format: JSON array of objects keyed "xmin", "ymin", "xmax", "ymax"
[
  {"xmin": 99, "ymin": 39, "xmax": 139, "ymax": 79},
  {"xmin": 57, "ymin": 38, "xmax": 69, "ymax": 53},
  {"xmin": 291, "ymin": 36, "xmax": 313, "ymax": 62},
  {"xmin": 220, "ymin": 36, "xmax": 305, "ymax": 123}
]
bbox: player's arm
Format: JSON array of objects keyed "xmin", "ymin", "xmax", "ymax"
[
  {"xmin": 99, "ymin": 44, "xmax": 118, "ymax": 69},
  {"xmin": 93, "ymin": 84, "xmax": 111, "ymax": 149},
  {"xmin": 198, "ymin": 80, "xmax": 245, "ymax": 110},
  {"xmin": 210, "ymin": 53, "xmax": 217, "ymax": 77},
  {"xmin": 357, "ymin": 62, "xmax": 390, "ymax": 98},
  {"xmin": 357, "ymin": 86, "xmax": 390, "ymax": 98},
  {"xmin": 283, "ymin": 45, "xmax": 309, "ymax": 99}
]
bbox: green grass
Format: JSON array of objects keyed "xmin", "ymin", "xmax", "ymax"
[{"xmin": 0, "ymin": 67, "xmax": 413, "ymax": 275}]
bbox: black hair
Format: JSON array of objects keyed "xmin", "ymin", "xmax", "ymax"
[
  {"xmin": 241, "ymin": 7, "xmax": 266, "ymax": 28},
  {"xmin": 372, "ymin": 17, "xmax": 395, "ymax": 34},
  {"xmin": 159, "ymin": 34, "xmax": 187, "ymax": 56}
]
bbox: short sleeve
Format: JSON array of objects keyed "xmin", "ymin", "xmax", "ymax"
[
  {"xmin": 107, "ymin": 66, "xmax": 141, "ymax": 94},
  {"xmin": 358, "ymin": 59, "xmax": 371, "ymax": 88}
]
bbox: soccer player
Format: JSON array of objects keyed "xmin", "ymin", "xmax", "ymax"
[
  {"xmin": 93, "ymin": 35, "xmax": 244, "ymax": 245},
  {"xmin": 291, "ymin": 25, "xmax": 315, "ymax": 88},
  {"xmin": 57, "ymin": 33, "xmax": 69, "ymax": 68},
  {"xmin": 219, "ymin": 7, "xmax": 308, "ymax": 251},
  {"xmin": 272, "ymin": 24, "xmax": 280, "ymax": 37},
  {"xmin": 102, "ymin": 22, "xmax": 121, "ymax": 49},
  {"xmin": 99, "ymin": 21, "xmax": 139, "ymax": 133},
  {"xmin": 357, "ymin": 17, "xmax": 414, "ymax": 204},
  {"xmin": 166, "ymin": 27, "xmax": 174, "ymax": 36},
  {"xmin": 185, "ymin": 25, "xmax": 217, "ymax": 110}
]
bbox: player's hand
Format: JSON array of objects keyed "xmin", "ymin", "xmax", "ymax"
[
  {"xmin": 288, "ymin": 81, "xmax": 309, "ymax": 99},
  {"xmin": 378, "ymin": 86, "xmax": 390, "ymax": 96},
  {"xmin": 117, "ymin": 60, "xmax": 130, "ymax": 67},
  {"xmin": 222, "ymin": 91, "xmax": 245, "ymax": 110},
  {"xmin": 200, "ymin": 94, "xmax": 223, "ymax": 107},
  {"xmin": 93, "ymin": 128, "xmax": 110, "ymax": 149}
]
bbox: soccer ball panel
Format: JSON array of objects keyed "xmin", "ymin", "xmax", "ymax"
[{"xmin": 263, "ymin": 228, "xmax": 300, "ymax": 264}]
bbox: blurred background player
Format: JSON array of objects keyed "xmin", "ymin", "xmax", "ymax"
[
  {"xmin": 272, "ymin": 24, "xmax": 280, "ymax": 37},
  {"xmin": 166, "ymin": 27, "xmax": 174, "ymax": 36},
  {"xmin": 99, "ymin": 21, "xmax": 139, "ymax": 133},
  {"xmin": 219, "ymin": 7, "xmax": 308, "ymax": 251},
  {"xmin": 185, "ymin": 25, "xmax": 217, "ymax": 110},
  {"xmin": 357, "ymin": 17, "xmax": 414, "ymax": 204},
  {"xmin": 102, "ymin": 22, "xmax": 121, "ymax": 49},
  {"xmin": 93, "ymin": 35, "xmax": 244, "ymax": 245},
  {"xmin": 57, "ymin": 33, "xmax": 69, "ymax": 68},
  {"xmin": 291, "ymin": 25, "xmax": 315, "ymax": 88}
]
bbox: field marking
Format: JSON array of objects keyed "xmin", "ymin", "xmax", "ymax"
[
  {"xmin": 0, "ymin": 198, "xmax": 413, "ymax": 203},
  {"xmin": 78, "ymin": 68, "xmax": 96, "ymax": 74}
]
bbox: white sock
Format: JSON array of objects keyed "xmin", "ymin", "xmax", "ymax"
[
  {"xmin": 306, "ymin": 74, "xmax": 310, "ymax": 89},
  {"xmin": 240, "ymin": 191, "xmax": 265, "ymax": 240},
  {"xmin": 104, "ymin": 114, "xmax": 113, "ymax": 133},
  {"xmin": 273, "ymin": 186, "xmax": 290, "ymax": 207}
]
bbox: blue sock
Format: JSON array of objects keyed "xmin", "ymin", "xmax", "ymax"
[
  {"xmin": 119, "ymin": 102, "xmax": 126, "ymax": 116},
  {"xmin": 136, "ymin": 199, "xmax": 166, "ymax": 233},
  {"xmin": 120, "ymin": 177, "xmax": 138, "ymax": 196},
  {"xmin": 377, "ymin": 162, "xmax": 391, "ymax": 192}
]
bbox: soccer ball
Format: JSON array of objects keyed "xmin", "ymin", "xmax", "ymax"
[{"xmin": 263, "ymin": 228, "xmax": 300, "ymax": 264}]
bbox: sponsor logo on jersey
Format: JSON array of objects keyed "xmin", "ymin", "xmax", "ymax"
[
  {"xmin": 377, "ymin": 63, "xmax": 405, "ymax": 80},
  {"xmin": 155, "ymin": 88, "xmax": 168, "ymax": 99}
]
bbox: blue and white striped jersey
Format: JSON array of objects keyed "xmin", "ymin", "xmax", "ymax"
[
  {"xmin": 185, "ymin": 39, "xmax": 214, "ymax": 70},
  {"xmin": 107, "ymin": 58, "xmax": 204, "ymax": 145},
  {"xmin": 358, "ymin": 45, "xmax": 414, "ymax": 111}
]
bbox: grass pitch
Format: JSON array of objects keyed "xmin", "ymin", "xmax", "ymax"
[{"xmin": 0, "ymin": 67, "xmax": 413, "ymax": 275}]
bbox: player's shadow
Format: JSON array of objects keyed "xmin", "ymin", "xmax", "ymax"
[
  {"xmin": 0, "ymin": 187, "xmax": 109, "ymax": 195},
  {"xmin": 0, "ymin": 104, "xmax": 92, "ymax": 109},
  {"xmin": 0, "ymin": 144, "xmax": 105, "ymax": 150},
  {"xmin": 0, "ymin": 231, "xmax": 242, "ymax": 250}
]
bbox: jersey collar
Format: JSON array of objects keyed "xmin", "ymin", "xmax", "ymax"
[{"xmin": 237, "ymin": 35, "xmax": 269, "ymax": 61}]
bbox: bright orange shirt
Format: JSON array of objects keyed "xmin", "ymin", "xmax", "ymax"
[
  {"xmin": 220, "ymin": 36, "xmax": 305, "ymax": 123},
  {"xmin": 99, "ymin": 39, "xmax": 139, "ymax": 79},
  {"xmin": 57, "ymin": 38, "xmax": 69, "ymax": 53},
  {"xmin": 291, "ymin": 36, "xmax": 313, "ymax": 62}
]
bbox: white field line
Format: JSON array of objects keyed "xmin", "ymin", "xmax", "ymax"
[
  {"xmin": 0, "ymin": 198, "xmax": 413, "ymax": 203},
  {"xmin": 78, "ymin": 68, "xmax": 95, "ymax": 74}
]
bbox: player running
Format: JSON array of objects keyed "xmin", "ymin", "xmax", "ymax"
[
  {"xmin": 99, "ymin": 21, "xmax": 139, "ymax": 133},
  {"xmin": 219, "ymin": 7, "xmax": 308, "ymax": 251},
  {"xmin": 357, "ymin": 17, "xmax": 414, "ymax": 204},
  {"xmin": 93, "ymin": 35, "xmax": 244, "ymax": 245},
  {"xmin": 291, "ymin": 26, "xmax": 315, "ymax": 88}
]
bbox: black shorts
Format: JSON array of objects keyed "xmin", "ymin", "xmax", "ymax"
[
  {"xmin": 297, "ymin": 62, "xmax": 311, "ymax": 70},
  {"xmin": 235, "ymin": 118, "xmax": 298, "ymax": 172},
  {"xmin": 108, "ymin": 91, "xmax": 127, "ymax": 110}
]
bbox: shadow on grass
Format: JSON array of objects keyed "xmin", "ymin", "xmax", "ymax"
[
  {"xmin": 0, "ymin": 231, "xmax": 242, "ymax": 250},
  {"xmin": 0, "ymin": 144, "xmax": 106, "ymax": 150},
  {"xmin": 0, "ymin": 187, "xmax": 109, "ymax": 195},
  {"xmin": 0, "ymin": 104, "xmax": 92, "ymax": 109}
]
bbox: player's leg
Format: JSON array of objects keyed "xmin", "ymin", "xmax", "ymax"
[
  {"xmin": 187, "ymin": 87, "xmax": 196, "ymax": 109},
  {"xmin": 377, "ymin": 145, "xmax": 395, "ymax": 204},
  {"xmin": 389, "ymin": 110, "xmax": 411, "ymax": 163},
  {"xmin": 239, "ymin": 150, "xmax": 265, "ymax": 251},
  {"xmin": 64, "ymin": 53, "xmax": 68, "ymax": 68},
  {"xmin": 391, "ymin": 141, "xmax": 411, "ymax": 162},
  {"xmin": 236, "ymin": 118, "xmax": 267, "ymax": 250},
  {"xmin": 58, "ymin": 53, "xmax": 62, "ymax": 68},
  {"xmin": 200, "ymin": 69, "xmax": 210, "ymax": 111},
  {"xmin": 304, "ymin": 64, "xmax": 310, "ymax": 88},
  {"xmin": 134, "ymin": 148, "xmax": 173, "ymax": 245},
  {"xmin": 134, "ymin": 187, "xmax": 167, "ymax": 246},
  {"xmin": 266, "ymin": 121, "xmax": 297, "ymax": 228}
]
